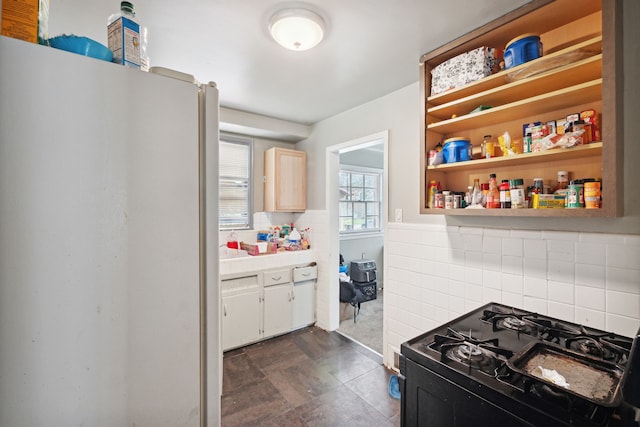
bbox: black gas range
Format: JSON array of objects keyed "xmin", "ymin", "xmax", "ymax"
[{"xmin": 399, "ymin": 302, "xmax": 640, "ymax": 427}]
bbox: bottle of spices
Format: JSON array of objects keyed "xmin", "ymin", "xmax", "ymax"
[
  {"xmin": 566, "ymin": 179, "xmax": 585, "ymax": 208},
  {"xmin": 482, "ymin": 135, "xmax": 495, "ymax": 159},
  {"xmin": 533, "ymin": 178, "xmax": 544, "ymax": 194},
  {"xmin": 554, "ymin": 171, "xmax": 569, "ymax": 193},
  {"xmin": 443, "ymin": 191, "xmax": 453, "ymax": 209},
  {"xmin": 499, "ymin": 180, "xmax": 511, "ymax": 208},
  {"xmin": 486, "ymin": 174, "xmax": 500, "ymax": 208},
  {"xmin": 509, "ymin": 178, "xmax": 526, "ymax": 209}
]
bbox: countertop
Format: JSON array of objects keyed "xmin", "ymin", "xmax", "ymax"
[{"xmin": 219, "ymin": 249, "xmax": 316, "ymax": 278}]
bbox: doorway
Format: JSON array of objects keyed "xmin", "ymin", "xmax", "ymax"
[{"xmin": 325, "ymin": 131, "xmax": 389, "ymax": 358}]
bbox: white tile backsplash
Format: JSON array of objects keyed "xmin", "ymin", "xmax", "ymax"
[
  {"xmin": 524, "ymin": 256, "xmax": 547, "ymax": 279},
  {"xmin": 548, "ymin": 280, "xmax": 574, "ymax": 304},
  {"xmin": 502, "ymin": 273, "xmax": 524, "ymax": 294},
  {"xmin": 547, "ymin": 259, "xmax": 575, "ymax": 283},
  {"xmin": 482, "ymin": 269, "xmax": 502, "ymax": 290},
  {"xmin": 483, "ymin": 236, "xmax": 503, "ymax": 254},
  {"xmin": 575, "ymin": 263, "xmax": 606, "ymax": 288},
  {"xmin": 607, "ymin": 243, "xmax": 640, "ymax": 269},
  {"xmin": 606, "ymin": 290, "xmax": 640, "ymax": 318},
  {"xmin": 607, "ymin": 267, "xmax": 640, "ymax": 294},
  {"xmin": 524, "ymin": 239, "xmax": 547, "ymax": 259},
  {"xmin": 575, "ymin": 306, "xmax": 606, "ymax": 329},
  {"xmin": 523, "ymin": 296, "xmax": 548, "ymax": 314},
  {"xmin": 502, "ymin": 237, "xmax": 524, "ymax": 257},
  {"xmin": 524, "ymin": 276, "xmax": 548, "ymax": 298},
  {"xmin": 575, "ymin": 284, "xmax": 605, "ymax": 311},
  {"xmin": 575, "ymin": 241, "xmax": 606, "ymax": 265},
  {"xmin": 502, "ymin": 255, "xmax": 523, "ymax": 276},
  {"xmin": 382, "ymin": 223, "xmax": 640, "ymax": 360},
  {"xmin": 546, "ymin": 239, "xmax": 575, "ymax": 262},
  {"xmin": 548, "ymin": 301, "xmax": 575, "ymax": 323}
]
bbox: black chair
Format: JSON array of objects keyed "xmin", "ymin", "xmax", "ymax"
[{"xmin": 339, "ymin": 280, "xmax": 366, "ymax": 323}]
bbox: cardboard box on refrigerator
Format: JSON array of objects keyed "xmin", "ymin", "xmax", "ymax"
[
  {"xmin": 430, "ymin": 47, "xmax": 502, "ymax": 96},
  {"xmin": 1, "ymin": 0, "xmax": 49, "ymax": 44}
]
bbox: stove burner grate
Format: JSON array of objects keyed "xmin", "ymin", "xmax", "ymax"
[{"xmin": 428, "ymin": 327, "xmax": 514, "ymax": 376}]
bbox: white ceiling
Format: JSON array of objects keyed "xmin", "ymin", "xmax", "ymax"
[{"xmin": 48, "ymin": 0, "xmax": 530, "ymax": 126}]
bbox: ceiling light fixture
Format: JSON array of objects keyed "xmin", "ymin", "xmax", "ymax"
[{"xmin": 269, "ymin": 8, "xmax": 325, "ymax": 51}]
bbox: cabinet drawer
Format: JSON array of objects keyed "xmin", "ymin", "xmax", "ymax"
[
  {"xmin": 221, "ymin": 274, "xmax": 259, "ymax": 293},
  {"xmin": 293, "ymin": 265, "xmax": 317, "ymax": 283},
  {"xmin": 263, "ymin": 269, "xmax": 291, "ymax": 286}
]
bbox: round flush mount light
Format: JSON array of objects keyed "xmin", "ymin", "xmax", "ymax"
[{"xmin": 269, "ymin": 8, "xmax": 325, "ymax": 51}]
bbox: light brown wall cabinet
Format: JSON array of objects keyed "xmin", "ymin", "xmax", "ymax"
[
  {"xmin": 264, "ymin": 147, "xmax": 307, "ymax": 212},
  {"xmin": 419, "ymin": 0, "xmax": 623, "ymax": 217}
]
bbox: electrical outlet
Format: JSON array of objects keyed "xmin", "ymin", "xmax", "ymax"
[{"xmin": 395, "ymin": 208, "xmax": 403, "ymax": 222}]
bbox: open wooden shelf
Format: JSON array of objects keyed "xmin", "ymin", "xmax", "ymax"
[
  {"xmin": 427, "ymin": 79, "xmax": 602, "ymax": 135},
  {"xmin": 418, "ymin": 0, "xmax": 622, "ymax": 218},
  {"xmin": 427, "ymin": 36, "xmax": 602, "ymax": 108},
  {"xmin": 427, "ymin": 142, "xmax": 602, "ymax": 172}
]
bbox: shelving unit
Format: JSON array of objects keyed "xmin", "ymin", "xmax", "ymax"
[{"xmin": 419, "ymin": 0, "xmax": 622, "ymax": 217}]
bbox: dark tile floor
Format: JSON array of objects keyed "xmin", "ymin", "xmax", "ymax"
[{"xmin": 222, "ymin": 327, "xmax": 401, "ymax": 426}]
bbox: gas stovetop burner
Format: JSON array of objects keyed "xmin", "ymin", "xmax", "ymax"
[
  {"xmin": 444, "ymin": 342, "xmax": 502, "ymax": 375},
  {"xmin": 428, "ymin": 327, "xmax": 514, "ymax": 376},
  {"xmin": 503, "ymin": 316, "xmax": 527, "ymax": 329},
  {"xmin": 491, "ymin": 315, "xmax": 541, "ymax": 337},
  {"xmin": 565, "ymin": 331, "xmax": 633, "ymax": 365}
]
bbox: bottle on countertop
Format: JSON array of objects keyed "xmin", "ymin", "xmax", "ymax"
[
  {"xmin": 289, "ymin": 227, "xmax": 301, "ymax": 248},
  {"xmin": 108, "ymin": 1, "xmax": 141, "ymax": 68}
]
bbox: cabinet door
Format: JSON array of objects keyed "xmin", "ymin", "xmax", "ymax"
[
  {"xmin": 292, "ymin": 281, "xmax": 315, "ymax": 329},
  {"xmin": 222, "ymin": 290, "xmax": 261, "ymax": 351},
  {"xmin": 263, "ymin": 284, "xmax": 292, "ymax": 338},
  {"xmin": 264, "ymin": 147, "xmax": 306, "ymax": 212}
]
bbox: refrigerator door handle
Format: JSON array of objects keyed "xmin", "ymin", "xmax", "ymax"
[{"xmin": 223, "ymin": 303, "xmax": 227, "ymax": 317}]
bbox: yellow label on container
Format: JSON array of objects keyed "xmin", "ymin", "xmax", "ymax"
[{"xmin": 533, "ymin": 194, "xmax": 566, "ymax": 209}]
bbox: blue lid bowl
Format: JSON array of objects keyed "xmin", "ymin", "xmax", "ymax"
[
  {"xmin": 442, "ymin": 138, "xmax": 472, "ymax": 163},
  {"xmin": 48, "ymin": 35, "xmax": 113, "ymax": 62},
  {"xmin": 504, "ymin": 33, "xmax": 542, "ymax": 70}
]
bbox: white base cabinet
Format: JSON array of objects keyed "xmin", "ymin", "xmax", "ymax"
[
  {"xmin": 221, "ymin": 264, "xmax": 317, "ymax": 351},
  {"xmin": 221, "ymin": 275, "xmax": 261, "ymax": 351},
  {"xmin": 263, "ymin": 269, "xmax": 293, "ymax": 338},
  {"xmin": 292, "ymin": 266, "xmax": 317, "ymax": 330}
]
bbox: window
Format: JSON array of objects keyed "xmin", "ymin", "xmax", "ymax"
[
  {"xmin": 339, "ymin": 168, "xmax": 382, "ymax": 233},
  {"xmin": 219, "ymin": 134, "xmax": 252, "ymax": 230}
]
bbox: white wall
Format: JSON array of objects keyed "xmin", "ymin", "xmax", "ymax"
[{"xmin": 297, "ymin": 0, "xmax": 640, "ymax": 368}]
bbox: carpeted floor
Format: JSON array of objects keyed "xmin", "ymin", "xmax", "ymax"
[{"xmin": 337, "ymin": 290, "xmax": 383, "ymax": 355}]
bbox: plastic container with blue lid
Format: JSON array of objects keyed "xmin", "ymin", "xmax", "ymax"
[
  {"xmin": 504, "ymin": 33, "xmax": 542, "ymax": 69},
  {"xmin": 442, "ymin": 137, "xmax": 472, "ymax": 164}
]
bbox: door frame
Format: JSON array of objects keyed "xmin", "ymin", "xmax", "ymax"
[{"xmin": 324, "ymin": 130, "xmax": 389, "ymax": 332}]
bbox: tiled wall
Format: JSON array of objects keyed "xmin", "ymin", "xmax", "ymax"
[{"xmin": 383, "ymin": 222, "xmax": 640, "ymax": 367}]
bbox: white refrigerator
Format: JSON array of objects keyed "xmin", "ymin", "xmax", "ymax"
[{"xmin": 0, "ymin": 35, "xmax": 220, "ymax": 426}]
